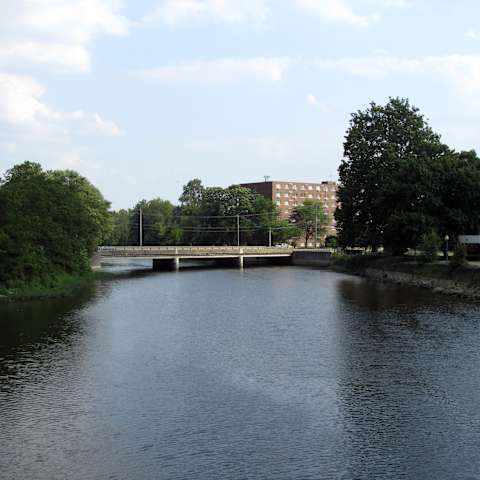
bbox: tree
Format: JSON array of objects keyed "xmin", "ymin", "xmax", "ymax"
[
  {"xmin": 105, "ymin": 209, "xmax": 130, "ymax": 245},
  {"xmin": 418, "ymin": 231, "xmax": 441, "ymax": 263},
  {"xmin": 177, "ymin": 180, "xmax": 288, "ymax": 246},
  {"xmin": 179, "ymin": 178, "xmax": 204, "ymax": 208},
  {"xmin": 48, "ymin": 169, "xmax": 113, "ymax": 248},
  {"xmin": 325, "ymin": 235, "xmax": 338, "ymax": 249},
  {"xmin": 0, "ymin": 162, "xmax": 111, "ymax": 289},
  {"xmin": 290, "ymin": 200, "xmax": 328, "ymax": 247},
  {"xmin": 129, "ymin": 198, "xmax": 177, "ymax": 245},
  {"xmin": 336, "ymin": 97, "xmax": 449, "ymax": 252}
]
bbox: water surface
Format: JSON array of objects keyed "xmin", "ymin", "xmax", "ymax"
[{"xmin": 1, "ymin": 263, "xmax": 480, "ymax": 479}]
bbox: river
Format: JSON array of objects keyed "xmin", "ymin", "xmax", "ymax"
[{"xmin": 1, "ymin": 262, "xmax": 480, "ymax": 479}]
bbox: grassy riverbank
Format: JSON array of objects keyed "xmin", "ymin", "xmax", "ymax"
[
  {"xmin": 332, "ymin": 253, "xmax": 480, "ymax": 299},
  {"xmin": 0, "ymin": 270, "xmax": 115, "ymax": 303}
]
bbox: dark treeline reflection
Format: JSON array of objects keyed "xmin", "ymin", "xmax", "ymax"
[{"xmin": 1, "ymin": 267, "xmax": 480, "ymax": 480}]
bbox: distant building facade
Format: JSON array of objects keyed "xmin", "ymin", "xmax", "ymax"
[{"xmin": 241, "ymin": 180, "xmax": 338, "ymax": 243}]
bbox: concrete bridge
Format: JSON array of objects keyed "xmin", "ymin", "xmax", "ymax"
[
  {"xmin": 97, "ymin": 246, "xmax": 333, "ymax": 270},
  {"xmin": 98, "ymin": 246, "xmax": 298, "ymax": 270}
]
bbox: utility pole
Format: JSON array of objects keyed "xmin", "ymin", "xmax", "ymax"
[
  {"xmin": 139, "ymin": 207, "xmax": 143, "ymax": 247},
  {"xmin": 314, "ymin": 203, "xmax": 318, "ymax": 249},
  {"xmin": 269, "ymin": 227, "xmax": 272, "ymax": 247},
  {"xmin": 237, "ymin": 214, "xmax": 240, "ymax": 247}
]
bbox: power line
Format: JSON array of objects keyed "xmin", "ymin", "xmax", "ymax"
[{"xmin": 124, "ymin": 211, "xmax": 276, "ymax": 220}]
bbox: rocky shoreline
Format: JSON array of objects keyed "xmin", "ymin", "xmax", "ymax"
[{"xmin": 333, "ymin": 256, "xmax": 480, "ymax": 300}]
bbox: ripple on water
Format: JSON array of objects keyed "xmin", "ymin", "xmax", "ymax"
[{"xmin": 1, "ymin": 266, "xmax": 480, "ymax": 480}]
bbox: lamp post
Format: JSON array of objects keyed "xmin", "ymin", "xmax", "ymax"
[
  {"xmin": 139, "ymin": 207, "xmax": 143, "ymax": 247},
  {"xmin": 444, "ymin": 234, "xmax": 449, "ymax": 261}
]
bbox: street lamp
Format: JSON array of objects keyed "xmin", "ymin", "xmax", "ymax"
[{"xmin": 444, "ymin": 234, "xmax": 449, "ymax": 261}]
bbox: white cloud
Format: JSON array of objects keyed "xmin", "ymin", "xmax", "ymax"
[
  {"xmin": 141, "ymin": 57, "xmax": 292, "ymax": 83},
  {"xmin": 0, "ymin": 41, "xmax": 91, "ymax": 73},
  {"xmin": 380, "ymin": 0, "xmax": 413, "ymax": 7},
  {"xmin": 466, "ymin": 30, "xmax": 478, "ymax": 40},
  {"xmin": 294, "ymin": 0, "xmax": 378, "ymax": 27},
  {"xmin": 60, "ymin": 150, "xmax": 82, "ymax": 167},
  {"xmin": 71, "ymin": 111, "xmax": 121, "ymax": 135},
  {"xmin": 306, "ymin": 94, "xmax": 333, "ymax": 112},
  {"xmin": 314, "ymin": 53, "xmax": 480, "ymax": 95},
  {"xmin": 144, "ymin": 0, "xmax": 269, "ymax": 26},
  {"xmin": 0, "ymin": 0, "xmax": 130, "ymax": 73},
  {"xmin": 188, "ymin": 135, "xmax": 299, "ymax": 161},
  {"xmin": 0, "ymin": 73, "xmax": 120, "ymax": 135},
  {"xmin": 315, "ymin": 54, "xmax": 422, "ymax": 79}
]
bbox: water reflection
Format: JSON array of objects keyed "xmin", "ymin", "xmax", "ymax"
[
  {"xmin": 0, "ymin": 266, "xmax": 479, "ymax": 479},
  {"xmin": 333, "ymin": 275, "xmax": 480, "ymax": 479}
]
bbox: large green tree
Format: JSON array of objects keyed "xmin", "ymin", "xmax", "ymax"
[
  {"xmin": 336, "ymin": 97, "xmax": 450, "ymax": 252},
  {"xmin": 0, "ymin": 162, "xmax": 111, "ymax": 289}
]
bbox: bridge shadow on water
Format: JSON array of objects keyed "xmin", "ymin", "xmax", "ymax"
[{"xmin": 101, "ymin": 256, "xmax": 292, "ymax": 276}]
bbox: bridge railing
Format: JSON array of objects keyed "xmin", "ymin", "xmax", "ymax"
[{"xmin": 97, "ymin": 246, "xmax": 294, "ymax": 257}]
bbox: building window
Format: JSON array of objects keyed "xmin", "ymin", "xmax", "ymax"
[
  {"xmin": 308, "ymin": 185, "xmax": 313, "ymax": 190},
  {"xmin": 308, "ymin": 194, "xmax": 313, "ymax": 198},
  {"xmin": 284, "ymin": 192, "xmax": 289, "ymax": 198},
  {"xmin": 276, "ymin": 201, "xmax": 281, "ymax": 206},
  {"xmin": 276, "ymin": 184, "xmax": 281, "ymax": 189},
  {"xmin": 293, "ymin": 185, "xmax": 297, "ymax": 190},
  {"xmin": 316, "ymin": 186, "xmax": 320, "ymax": 191},
  {"xmin": 300, "ymin": 185, "xmax": 305, "ymax": 190},
  {"xmin": 284, "ymin": 201, "xmax": 289, "ymax": 206}
]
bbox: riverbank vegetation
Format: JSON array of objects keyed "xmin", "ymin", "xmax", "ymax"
[
  {"xmin": 0, "ymin": 162, "xmax": 112, "ymax": 297},
  {"xmin": 336, "ymin": 97, "xmax": 480, "ymax": 255},
  {"xmin": 0, "ymin": 161, "xmax": 329, "ymax": 298}
]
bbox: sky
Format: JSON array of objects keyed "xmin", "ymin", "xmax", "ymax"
[{"xmin": 1, "ymin": 0, "xmax": 480, "ymax": 209}]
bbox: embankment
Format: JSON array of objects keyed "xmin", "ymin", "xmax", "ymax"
[{"xmin": 332, "ymin": 255, "xmax": 480, "ymax": 300}]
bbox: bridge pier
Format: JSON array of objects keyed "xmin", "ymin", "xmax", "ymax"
[{"xmin": 152, "ymin": 258, "xmax": 180, "ymax": 271}]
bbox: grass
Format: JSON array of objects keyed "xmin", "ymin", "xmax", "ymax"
[{"xmin": 0, "ymin": 270, "xmax": 116, "ymax": 303}]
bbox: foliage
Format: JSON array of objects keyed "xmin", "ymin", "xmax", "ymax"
[
  {"xmin": 105, "ymin": 180, "xmax": 295, "ymax": 247},
  {"xmin": 450, "ymin": 243, "xmax": 467, "ymax": 268},
  {"xmin": 418, "ymin": 231, "xmax": 441, "ymax": 263},
  {"xmin": 325, "ymin": 235, "xmax": 338, "ymax": 249},
  {"xmin": 0, "ymin": 162, "xmax": 111, "ymax": 290},
  {"xmin": 336, "ymin": 97, "xmax": 449, "ymax": 252},
  {"xmin": 336, "ymin": 97, "xmax": 480, "ymax": 254},
  {"xmin": 105, "ymin": 209, "xmax": 130, "ymax": 246},
  {"xmin": 289, "ymin": 200, "xmax": 328, "ymax": 247},
  {"xmin": 331, "ymin": 251, "xmax": 383, "ymax": 270},
  {"xmin": 176, "ymin": 181, "xmax": 288, "ymax": 246},
  {"xmin": 130, "ymin": 198, "xmax": 177, "ymax": 246}
]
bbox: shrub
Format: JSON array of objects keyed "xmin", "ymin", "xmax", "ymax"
[
  {"xmin": 325, "ymin": 235, "xmax": 338, "ymax": 249},
  {"xmin": 331, "ymin": 252, "xmax": 383, "ymax": 270},
  {"xmin": 450, "ymin": 243, "xmax": 467, "ymax": 268},
  {"xmin": 418, "ymin": 231, "xmax": 441, "ymax": 263}
]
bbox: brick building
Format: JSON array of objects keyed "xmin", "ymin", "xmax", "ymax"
[{"xmin": 241, "ymin": 180, "xmax": 338, "ymax": 242}]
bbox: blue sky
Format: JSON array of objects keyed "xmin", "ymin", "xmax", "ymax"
[{"xmin": 1, "ymin": 0, "xmax": 480, "ymax": 209}]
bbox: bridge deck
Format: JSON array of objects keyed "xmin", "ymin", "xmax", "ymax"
[{"xmin": 98, "ymin": 246, "xmax": 293, "ymax": 258}]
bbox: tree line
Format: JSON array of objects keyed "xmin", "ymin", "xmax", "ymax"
[
  {"xmin": 5, "ymin": 96, "xmax": 469, "ymax": 292},
  {"xmin": 336, "ymin": 97, "xmax": 480, "ymax": 254},
  {"xmin": 106, "ymin": 179, "xmax": 329, "ymax": 247},
  {"xmin": 0, "ymin": 164, "xmax": 330, "ymax": 291}
]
